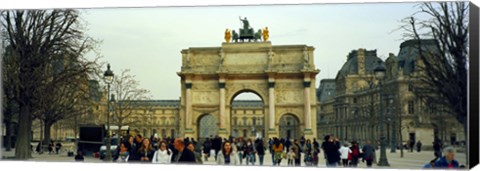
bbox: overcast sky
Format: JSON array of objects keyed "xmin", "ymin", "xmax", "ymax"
[{"xmin": 81, "ymin": 2, "xmax": 423, "ymax": 100}]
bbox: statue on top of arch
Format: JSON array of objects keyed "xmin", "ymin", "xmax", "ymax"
[{"xmin": 224, "ymin": 17, "xmax": 269, "ymax": 43}]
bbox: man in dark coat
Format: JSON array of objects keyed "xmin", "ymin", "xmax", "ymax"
[
  {"xmin": 255, "ymin": 139, "xmax": 266, "ymax": 165},
  {"xmin": 362, "ymin": 141, "xmax": 376, "ymax": 167},
  {"xmin": 409, "ymin": 139, "xmax": 415, "ymax": 152},
  {"xmin": 433, "ymin": 140, "xmax": 443, "ymax": 157},
  {"xmin": 212, "ymin": 136, "xmax": 222, "ymax": 160},
  {"xmin": 172, "ymin": 138, "xmax": 196, "ymax": 163},
  {"xmin": 324, "ymin": 135, "xmax": 341, "ymax": 167},
  {"xmin": 284, "ymin": 138, "xmax": 291, "ymax": 152},
  {"xmin": 416, "ymin": 140, "xmax": 422, "ymax": 152},
  {"xmin": 129, "ymin": 134, "xmax": 143, "ymax": 161}
]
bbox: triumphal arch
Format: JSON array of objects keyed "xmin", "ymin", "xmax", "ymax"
[
  {"xmin": 177, "ymin": 19, "xmax": 319, "ymax": 140},
  {"xmin": 177, "ymin": 40, "xmax": 320, "ymax": 140}
]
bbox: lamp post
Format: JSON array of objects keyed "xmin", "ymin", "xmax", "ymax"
[
  {"xmin": 103, "ymin": 64, "xmax": 114, "ymax": 161},
  {"xmin": 111, "ymin": 94, "xmax": 120, "ymax": 152},
  {"xmin": 388, "ymin": 95, "xmax": 396, "ymax": 153},
  {"xmin": 374, "ymin": 62, "xmax": 390, "ymax": 166}
]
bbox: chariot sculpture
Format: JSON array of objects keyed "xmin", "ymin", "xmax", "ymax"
[{"xmin": 224, "ymin": 17, "xmax": 269, "ymax": 43}]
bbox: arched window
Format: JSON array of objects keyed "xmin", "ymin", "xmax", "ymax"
[{"xmin": 161, "ymin": 129, "xmax": 166, "ymax": 138}]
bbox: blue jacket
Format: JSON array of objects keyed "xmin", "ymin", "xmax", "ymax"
[{"xmin": 434, "ymin": 157, "xmax": 459, "ymax": 168}]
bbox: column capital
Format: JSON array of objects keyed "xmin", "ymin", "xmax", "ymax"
[
  {"xmin": 268, "ymin": 82, "xmax": 275, "ymax": 88},
  {"xmin": 303, "ymin": 81, "xmax": 311, "ymax": 88},
  {"xmin": 185, "ymin": 83, "xmax": 193, "ymax": 89}
]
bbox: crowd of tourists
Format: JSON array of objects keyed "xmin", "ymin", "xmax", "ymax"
[{"xmin": 72, "ymin": 134, "xmax": 464, "ymax": 169}]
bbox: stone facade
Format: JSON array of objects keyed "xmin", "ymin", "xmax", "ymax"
[{"xmin": 316, "ymin": 40, "xmax": 465, "ymax": 148}]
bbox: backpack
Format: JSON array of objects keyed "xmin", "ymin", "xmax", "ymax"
[{"xmin": 352, "ymin": 148, "xmax": 359, "ymax": 156}]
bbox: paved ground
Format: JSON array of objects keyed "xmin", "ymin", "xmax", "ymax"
[{"xmin": 1, "ymin": 148, "xmax": 467, "ymax": 169}]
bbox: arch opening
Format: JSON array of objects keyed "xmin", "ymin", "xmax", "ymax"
[
  {"xmin": 279, "ymin": 113, "xmax": 300, "ymax": 140},
  {"xmin": 230, "ymin": 91, "xmax": 265, "ymax": 139},
  {"xmin": 197, "ymin": 114, "xmax": 218, "ymax": 141}
]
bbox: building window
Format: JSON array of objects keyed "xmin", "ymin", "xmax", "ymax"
[
  {"xmin": 252, "ymin": 118, "xmax": 256, "ymax": 126},
  {"xmin": 243, "ymin": 129, "xmax": 247, "ymax": 137},
  {"xmin": 408, "ymin": 101, "xmax": 414, "ymax": 114},
  {"xmin": 353, "ymin": 98, "xmax": 357, "ymax": 103},
  {"xmin": 408, "ymin": 84, "xmax": 414, "ymax": 92}
]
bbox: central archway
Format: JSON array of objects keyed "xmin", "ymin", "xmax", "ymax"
[
  {"xmin": 230, "ymin": 91, "xmax": 265, "ymax": 139},
  {"xmin": 198, "ymin": 114, "xmax": 218, "ymax": 141}
]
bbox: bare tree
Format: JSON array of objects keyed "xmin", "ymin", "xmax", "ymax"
[
  {"xmin": 1, "ymin": 10, "xmax": 99, "ymax": 159},
  {"xmin": 402, "ymin": 2, "xmax": 468, "ymax": 164},
  {"xmin": 35, "ymin": 67, "xmax": 98, "ymax": 146},
  {"xmin": 2, "ymin": 42, "xmax": 19, "ymax": 152},
  {"xmin": 110, "ymin": 69, "xmax": 151, "ymax": 140}
]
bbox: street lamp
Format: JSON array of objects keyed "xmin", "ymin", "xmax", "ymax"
[
  {"xmin": 374, "ymin": 61, "xmax": 389, "ymax": 166},
  {"xmin": 110, "ymin": 94, "xmax": 120, "ymax": 152},
  {"xmin": 388, "ymin": 96, "xmax": 397, "ymax": 153},
  {"xmin": 103, "ymin": 64, "xmax": 114, "ymax": 161}
]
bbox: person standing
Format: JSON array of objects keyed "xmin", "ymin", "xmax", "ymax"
[
  {"xmin": 313, "ymin": 138, "xmax": 320, "ymax": 166},
  {"xmin": 434, "ymin": 146, "xmax": 459, "ymax": 169},
  {"xmin": 416, "ymin": 140, "xmax": 422, "ymax": 152},
  {"xmin": 244, "ymin": 139, "xmax": 256, "ymax": 165},
  {"xmin": 284, "ymin": 138, "xmax": 291, "ymax": 152},
  {"xmin": 287, "ymin": 147, "xmax": 296, "ymax": 166},
  {"xmin": 55, "ymin": 141, "xmax": 62, "ymax": 154},
  {"xmin": 305, "ymin": 139, "xmax": 312, "ymax": 154},
  {"xmin": 362, "ymin": 141, "xmax": 376, "ymax": 167},
  {"xmin": 187, "ymin": 142, "xmax": 203, "ymax": 164},
  {"xmin": 134, "ymin": 135, "xmax": 143, "ymax": 151},
  {"xmin": 273, "ymin": 138, "xmax": 284, "ymax": 166},
  {"xmin": 304, "ymin": 139, "xmax": 313, "ymax": 165},
  {"xmin": 152, "ymin": 141, "xmax": 172, "ymax": 164},
  {"xmin": 236, "ymin": 137, "xmax": 245, "ymax": 164},
  {"xmin": 433, "ymin": 140, "xmax": 443, "ymax": 158},
  {"xmin": 269, "ymin": 138, "xmax": 275, "ymax": 165},
  {"xmin": 172, "ymin": 138, "xmax": 196, "ymax": 163},
  {"xmin": 48, "ymin": 140, "xmax": 54, "ymax": 155},
  {"xmin": 213, "ymin": 135, "xmax": 222, "ymax": 161},
  {"xmin": 409, "ymin": 139, "xmax": 415, "ymax": 152},
  {"xmin": 349, "ymin": 141, "xmax": 361, "ymax": 167},
  {"xmin": 321, "ymin": 135, "xmax": 330, "ymax": 165},
  {"xmin": 116, "ymin": 142, "xmax": 131, "ymax": 162},
  {"xmin": 323, "ymin": 135, "xmax": 341, "ymax": 167},
  {"xmin": 339, "ymin": 143, "xmax": 351, "ymax": 167},
  {"xmin": 313, "ymin": 138, "xmax": 319, "ymax": 152},
  {"xmin": 293, "ymin": 139, "xmax": 302, "ymax": 166},
  {"xmin": 138, "ymin": 138, "xmax": 155, "ymax": 162},
  {"xmin": 202, "ymin": 138, "xmax": 212, "ymax": 161},
  {"xmin": 300, "ymin": 136, "xmax": 306, "ymax": 150},
  {"xmin": 255, "ymin": 139, "xmax": 265, "ymax": 165},
  {"xmin": 217, "ymin": 141, "xmax": 240, "ymax": 165}
]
